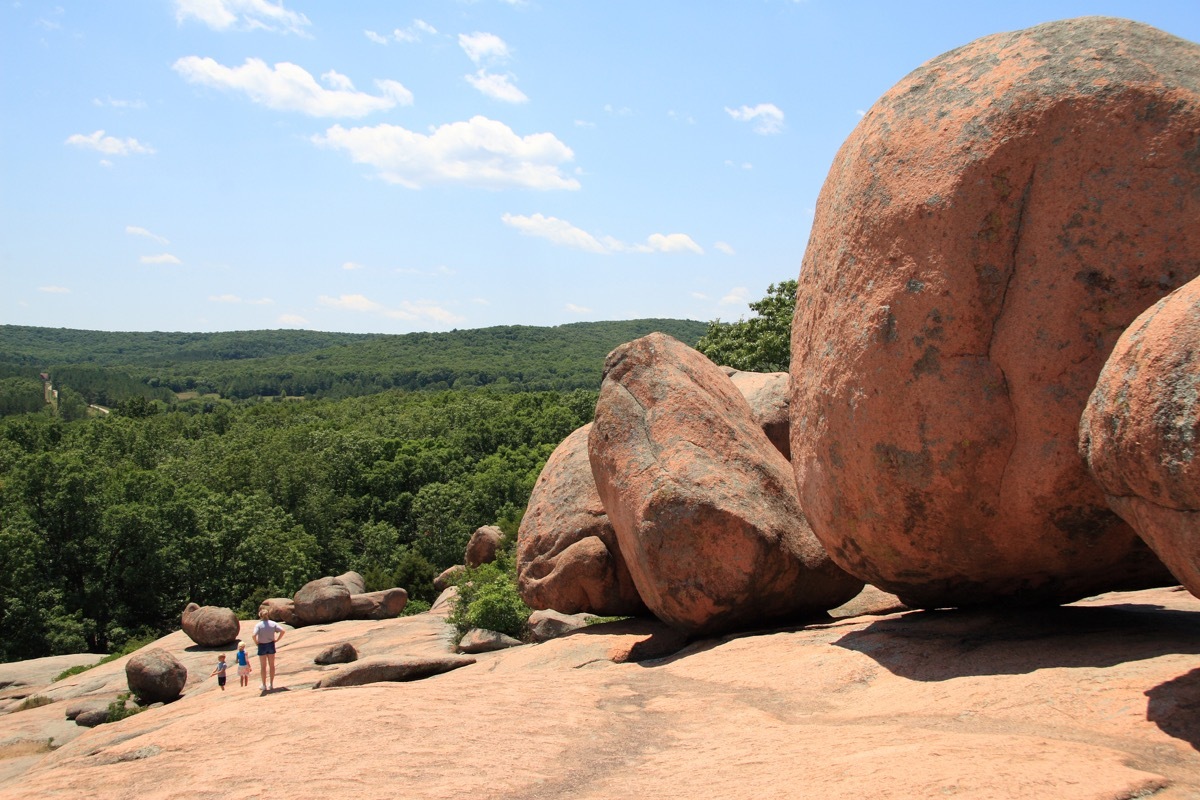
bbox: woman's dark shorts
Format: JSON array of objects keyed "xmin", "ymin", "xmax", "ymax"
[{"xmin": 257, "ymin": 641, "xmax": 276, "ymax": 656}]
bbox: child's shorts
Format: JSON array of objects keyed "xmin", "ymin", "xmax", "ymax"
[
  {"xmin": 238, "ymin": 665, "xmax": 251, "ymax": 676},
  {"xmin": 217, "ymin": 676, "xmax": 227, "ymax": 686}
]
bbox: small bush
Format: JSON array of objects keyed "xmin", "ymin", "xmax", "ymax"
[
  {"xmin": 399, "ymin": 599, "xmax": 431, "ymax": 617},
  {"xmin": 447, "ymin": 559, "xmax": 530, "ymax": 640},
  {"xmin": 105, "ymin": 692, "xmax": 144, "ymax": 724}
]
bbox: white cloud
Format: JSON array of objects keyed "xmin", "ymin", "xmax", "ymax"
[
  {"xmin": 318, "ymin": 293, "xmax": 464, "ymax": 324},
  {"xmin": 856, "ymin": 109, "xmax": 866, "ymax": 117},
  {"xmin": 574, "ymin": 119, "xmax": 596, "ymax": 129},
  {"xmin": 342, "ymin": 261, "xmax": 364, "ymax": 270},
  {"xmin": 126, "ymin": 225, "xmax": 169, "ymax": 245},
  {"xmin": 210, "ymin": 294, "xmax": 272, "ymax": 304},
  {"xmin": 313, "ymin": 116, "xmax": 579, "ymax": 190},
  {"xmin": 174, "ymin": 0, "xmax": 311, "ymax": 36},
  {"xmin": 565, "ymin": 303, "xmax": 592, "ymax": 314},
  {"xmin": 720, "ymin": 286, "xmax": 751, "ymax": 306},
  {"xmin": 502, "ymin": 213, "xmax": 607, "ymax": 253},
  {"xmin": 459, "ymin": 32, "xmax": 510, "ymax": 64},
  {"xmin": 173, "ymin": 57, "xmax": 413, "ymax": 117},
  {"xmin": 691, "ymin": 291, "xmax": 709, "ymax": 300},
  {"xmin": 371, "ymin": 19, "xmax": 437, "ymax": 44},
  {"xmin": 93, "ymin": 97, "xmax": 147, "ymax": 110},
  {"xmin": 726, "ymin": 103, "xmax": 785, "ymax": 135},
  {"xmin": 725, "ymin": 160, "xmax": 753, "ymax": 170},
  {"xmin": 141, "ymin": 253, "xmax": 182, "ymax": 265},
  {"xmin": 502, "ymin": 213, "xmax": 703, "ymax": 255},
  {"xmin": 66, "ymin": 130, "xmax": 155, "ymax": 156},
  {"xmin": 715, "ymin": 241, "xmax": 735, "ymax": 255},
  {"xmin": 278, "ymin": 313, "xmax": 309, "ymax": 325},
  {"xmin": 466, "ymin": 70, "xmax": 528, "ymax": 103},
  {"xmin": 38, "ymin": 286, "xmax": 70, "ymax": 294}
]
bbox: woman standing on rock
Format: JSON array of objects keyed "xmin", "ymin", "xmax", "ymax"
[{"xmin": 252, "ymin": 609, "xmax": 285, "ymax": 692}]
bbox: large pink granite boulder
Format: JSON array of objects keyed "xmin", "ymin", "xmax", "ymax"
[
  {"xmin": 180, "ymin": 603, "xmax": 240, "ymax": 647},
  {"xmin": 517, "ymin": 424, "xmax": 646, "ymax": 616},
  {"xmin": 590, "ymin": 333, "xmax": 862, "ymax": 636},
  {"xmin": 258, "ymin": 597, "xmax": 299, "ymax": 626},
  {"xmin": 1081, "ymin": 278, "xmax": 1200, "ymax": 598},
  {"xmin": 791, "ymin": 16, "xmax": 1193, "ymax": 607}
]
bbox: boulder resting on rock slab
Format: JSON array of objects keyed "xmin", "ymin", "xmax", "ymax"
[
  {"xmin": 790, "ymin": 15, "xmax": 1192, "ymax": 607},
  {"xmin": 590, "ymin": 332, "xmax": 862, "ymax": 636},
  {"xmin": 125, "ymin": 648, "xmax": 186, "ymax": 704},
  {"xmin": 518, "ymin": 424, "xmax": 645, "ymax": 617},
  {"xmin": 180, "ymin": 603, "xmax": 240, "ymax": 647}
]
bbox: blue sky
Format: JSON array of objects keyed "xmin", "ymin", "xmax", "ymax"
[{"xmin": 4, "ymin": 1, "xmax": 1199, "ymax": 334}]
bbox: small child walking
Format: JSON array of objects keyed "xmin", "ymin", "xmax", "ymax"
[
  {"xmin": 210, "ymin": 654, "xmax": 228, "ymax": 691},
  {"xmin": 235, "ymin": 641, "xmax": 252, "ymax": 687}
]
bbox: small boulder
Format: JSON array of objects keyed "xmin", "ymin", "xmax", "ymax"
[
  {"xmin": 590, "ymin": 333, "xmax": 862, "ymax": 636},
  {"xmin": 457, "ymin": 629, "xmax": 523, "ymax": 654},
  {"xmin": 1081, "ymin": 277, "xmax": 1200, "ymax": 599},
  {"xmin": 517, "ymin": 424, "xmax": 645, "ymax": 617},
  {"xmin": 180, "ymin": 603, "xmax": 240, "ymax": 647},
  {"xmin": 258, "ymin": 598, "xmax": 300, "ymax": 627},
  {"xmin": 349, "ymin": 588, "xmax": 408, "ymax": 620},
  {"xmin": 314, "ymin": 642, "xmax": 358, "ymax": 665},
  {"xmin": 64, "ymin": 699, "xmax": 110, "ymax": 721},
  {"xmin": 434, "ymin": 565, "xmax": 467, "ymax": 593},
  {"xmin": 313, "ymin": 655, "xmax": 476, "ymax": 688},
  {"xmin": 726, "ymin": 369, "xmax": 791, "ymax": 459},
  {"xmin": 465, "ymin": 525, "xmax": 504, "ymax": 568},
  {"xmin": 527, "ymin": 609, "xmax": 593, "ymax": 643},
  {"xmin": 125, "ymin": 648, "xmax": 187, "ymax": 704},
  {"xmin": 74, "ymin": 708, "xmax": 109, "ymax": 728},
  {"xmin": 293, "ymin": 577, "xmax": 354, "ymax": 625}
]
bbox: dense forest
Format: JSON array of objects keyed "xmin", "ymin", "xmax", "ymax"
[
  {"xmin": 0, "ymin": 319, "xmax": 708, "ymax": 403},
  {"xmin": 0, "ymin": 389, "xmax": 596, "ymax": 661},
  {"xmin": 0, "ymin": 300, "xmax": 785, "ymax": 664}
]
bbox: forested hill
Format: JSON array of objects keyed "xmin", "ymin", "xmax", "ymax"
[{"xmin": 0, "ymin": 319, "xmax": 707, "ymax": 400}]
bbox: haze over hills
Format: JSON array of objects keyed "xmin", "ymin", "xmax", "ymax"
[{"xmin": 0, "ymin": 319, "xmax": 709, "ymax": 401}]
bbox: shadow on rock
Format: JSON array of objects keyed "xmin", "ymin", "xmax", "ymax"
[
  {"xmin": 1147, "ymin": 668, "xmax": 1200, "ymax": 750},
  {"xmin": 833, "ymin": 603, "xmax": 1200, "ymax": 680}
]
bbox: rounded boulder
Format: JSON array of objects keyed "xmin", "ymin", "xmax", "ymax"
[
  {"xmin": 791, "ymin": 16, "xmax": 1191, "ymax": 607},
  {"xmin": 1081, "ymin": 277, "xmax": 1200, "ymax": 598},
  {"xmin": 293, "ymin": 577, "xmax": 353, "ymax": 625},
  {"xmin": 125, "ymin": 647, "xmax": 187, "ymax": 704},
  {"xmin": 517, "ymin": 424, "xmax": 645, "ymax": 616},
  {"xmin": 180, "ymin": 603, "xmax": 240, "ymax": 647}
]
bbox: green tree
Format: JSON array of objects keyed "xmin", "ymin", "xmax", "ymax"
[{"xmin": 695, "ymin": 280, "xmax": 797, "ymax": 372}]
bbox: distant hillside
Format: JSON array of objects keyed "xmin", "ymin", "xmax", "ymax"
[{"xmin": 0, "ymin": 320, "xmax": 709, "ymax": 401}]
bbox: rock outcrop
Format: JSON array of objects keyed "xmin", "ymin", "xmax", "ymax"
[
  {"xmin": 527, "ymin": 609, "xmax": 593, "ymax": 643},
  {"xmin": 1081, "ymin": 277, "xmax": 1200, "ymax": 598},
  {"xmin": 590, "ymin": 333, "xmax": 862, "ymax": 636},
  {"xmin": 790, "ymin": 16, "xmax": 1196, "ymax": 607},
  {"xmin": 180, "ymin": 603, "xmax": 240, "ymax": 647},
  {"xmin": 125, "ymin": 648, "xmax": 186, "ymax": 704},
  {"xmin": 518, "ymin": 424, "xmax": 645, "ymax": 617},
  {"xmin": 312, "ymin": 655, "xmax": 476, "ymax": 688},
  {"xmin": 434, "ymin": 565, "xmax": 466, "ymax": 593}
]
